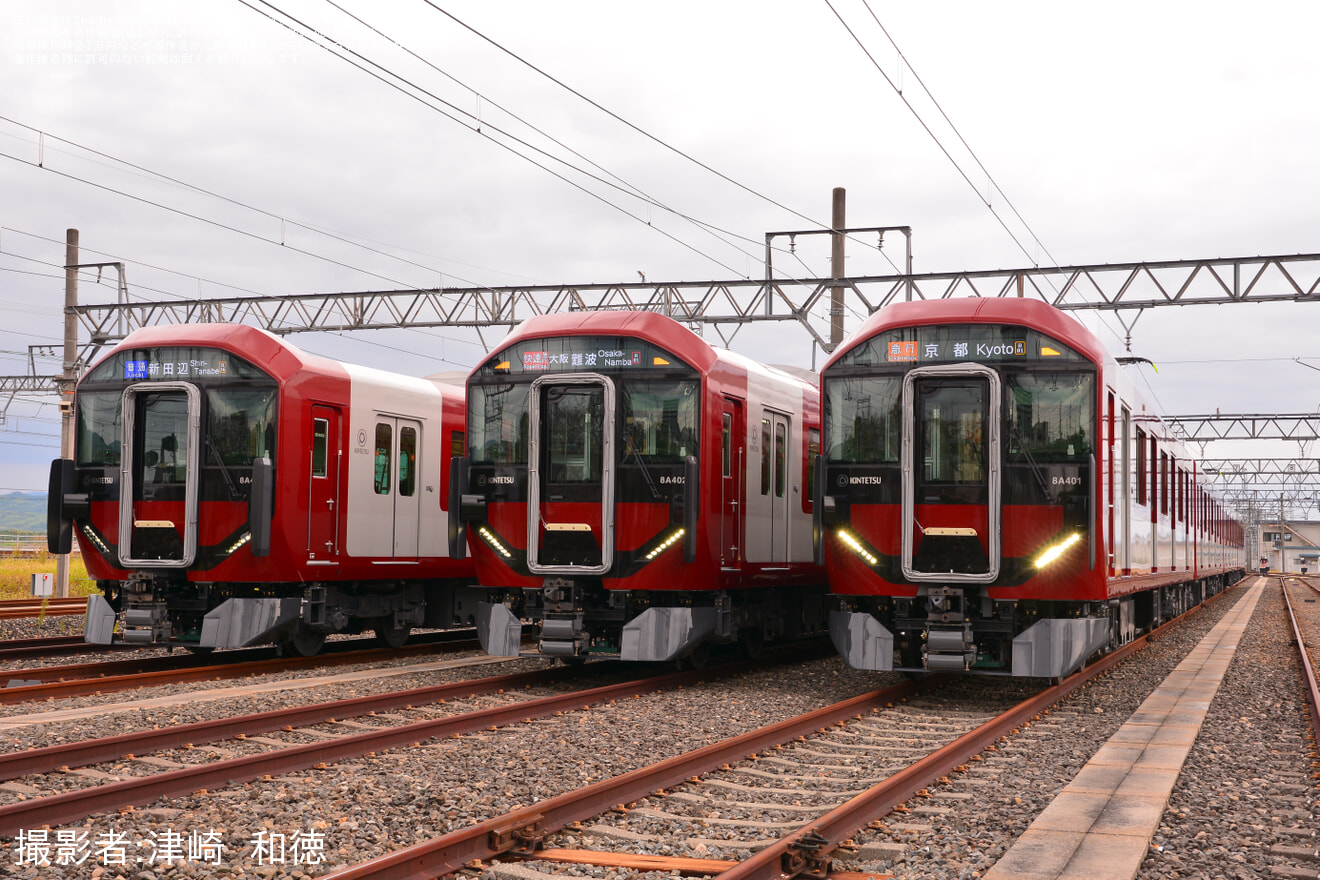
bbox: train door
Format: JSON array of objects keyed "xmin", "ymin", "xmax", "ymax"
[
  {"xmin": 118, "ymin": 383, "xmax": 202, "ymax": 567},
  {"xmin": 720, "ymin": 398, "xmax": 744, "ymax": 568},
  {"xmin": 767, "ymin": 411, "xmax": 791, "ymax": 564},
  {"xmin": 363, "ymin": 416, "xmax": 421, "ymax": 559},
  {"xmin": 308, "ymin": 405, "xmax": 341, "ymax": 561},
  {"xmin": 900, "ymin": 364, "xmax": 1001, "ymax": 582},
  {"xmin": 1120, "ymin": 405, "xmax": 1131, "ymax": 574},
  {"xmin": 527, "ymin": 375, "xmax": 615, "ymax": 574},
  {"xmin": 393, "ymin": 420, "xmax": 421, "ymax": 557}
]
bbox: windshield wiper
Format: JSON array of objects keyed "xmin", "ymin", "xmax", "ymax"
[
  {"xmin": 205, "ymin": 435, "xmax": 242, "ymax": 501},
  {"xmin": 1009, "ymin": 421, "xmax": 1051, "ymax": 499},
  {"xmin": 622, "ymin": 434, "xmax": 664, "ymax": 501}
]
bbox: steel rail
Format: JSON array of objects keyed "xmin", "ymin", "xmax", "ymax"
[
  {"xmin": 0, "ymin": 636, "xmax": 481, "ymax": 706},
  {"xmin": 1281, "ymin": 579, "xmax": 1320, "ymax": 747},
  {"xmin": 527, "ymin": 849, "xmax": 891, "ymax": 880},
  {"xmin": 0, "ymin": 661, "xmax": 587, "ymax": 782},
  {"xmin": 0, "ymin": 634, "xmax": 90, "ymax": 661},
  {"xmin": 321, "ymin": 577, "xmax": 1243, "ymax": 880},
  {"xmin": 713, "ymin": 580, "xmax": 1244, "ymax": 880},
  {"xmin": 317, "ymin": 678, "xmax": 938, "ymax": 880},
  {"xmin": 0, "ymin": 596, "xmax": 86, "ymax": 619},
  {"xmin": 0, "ymin": 651, "xmax": 820, "ymax": 837}
]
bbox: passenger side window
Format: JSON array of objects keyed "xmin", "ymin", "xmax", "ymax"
[
  {"xmin": 774, "ymin": 422, "xmax": 786, "ymax": 498},
  {"xmin": 805, "ymin": 427, "xmax": 820, "ymax": 508},
  {"xmin": 760, "ymin": 418, "xmax": 771, "ymax": 495},
  {"xmin": 312, "ymin": 418, "xmax": 329, "ymax": 478},
  {"xmin": 374, "ymin": 423, "xmax": 392, "ymax": 495},
  {"xmin": 722, "ymin": 414, "xmax": 732, "ymax": 478},
  {"xmin": 399, "ymin": 427, "xmax": 417, "ymax": 497}
]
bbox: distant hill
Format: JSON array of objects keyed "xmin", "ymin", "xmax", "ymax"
[{"xmin": 0, "ymin": 492, "xmax": 46, "ymax": 534}]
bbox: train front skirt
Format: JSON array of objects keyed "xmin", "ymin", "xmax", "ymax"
[
  {"xmin": 85, "ymin": 593, "xmax": 304, "ymax": 649},
  {"xmin": 477, "ymin": 601, "xmax": 718, "ymax": 663},
  {"xmin": 828, "ymin": 609, "xmax": 1111, "ymax": 679}
]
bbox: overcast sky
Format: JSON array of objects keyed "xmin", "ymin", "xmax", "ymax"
[{"xmin": 2, "ymin": 1, "xmax": 1319, "ymax": 512}]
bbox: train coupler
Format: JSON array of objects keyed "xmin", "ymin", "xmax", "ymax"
[
  {"xmin": 924, "ymin": 625, "xmax": 976, "ymax": 672},
  {"xmin": 539, "ymin": 578, "xmax": 589, "ymax": 656},
  {"xmin": 121, "ymin": 601, "xmax": 169, "ymax": 644}
]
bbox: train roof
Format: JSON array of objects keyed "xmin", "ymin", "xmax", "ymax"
[
  {"xmin": 90, "ymin": 323, "xmax": 347, "ymax": 382},
  {"xmin": 484, "ymin": 311, "xmax": 721, "ymax": 373},
  {"xmin": 825, "ymin": 298, "xmax": 1107, "ymax": 370}
]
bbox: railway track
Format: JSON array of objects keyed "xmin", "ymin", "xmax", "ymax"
[
  {"xmin": 318, "ymin": 588, "xmax": 1237, "ymax": 880},
  {"xmin": 1270, "ymin": 576, "xmax": 1320, "ymax": 880},
  {"xmin": 0, "ymin": 595, "xmax": 85, "ymax": 620},
  {"xmin": 1284, "ymin": 575, "xmax": 1320, "ymax": 738},
  {"xmin": 0, "ymin": 631, "xmax": 485, "ymax": 705},
  {"xmin": 0, "ymin": 634, "xmax": 104, "ymax": 664},
  {"xmin": 0, "ymin": 647, "xmax": 837, "ymax": 837},
  {"xmin": 3, "ymin": 581, "xmax": 1286, "ymax": 879}
]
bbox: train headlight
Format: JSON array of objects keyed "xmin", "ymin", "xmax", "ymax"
[
  {"xmin": 478, "ymin": 526, "xmax": 513, "ymax": 559},
  {"xmin": 643, "ymin": 528, "xmax": 685, "ymax": 561},
  {"xmin": 1034, "ymin": 532, "xmax": 1082, "ymax": 569},
  {"xmin": 225, "ymin": 532, "xmax": 252, "ymax": 555},
  {"xmin": 836, "ymin": 529, "xmax": 879, "ymax": 566},
  {"xmin": 80, "ymin": 523, "xmax": 110, "ymax": 556}
]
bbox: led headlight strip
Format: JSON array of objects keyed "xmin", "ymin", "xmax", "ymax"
[
  {"xmin": 80, "ymin": 523, "xmax": 110, "ymax": 556},
  {"xmin": 225, "ymin": 532, "xmax": 252, "ymax": 555},
  {"xmin": 836, "ymin": 529, "xmax": 879, "ymax": 566},
  {"xmin": 1034, "ymin": 532, "xmax": 1082, "ymax": 569},
  {"xmin": 478, "ymin": 526, "xmax": 513, "ymax": 559},
  {"xmin": 644, "ymin": 528, "xmax": 685, "ymax": 561}
]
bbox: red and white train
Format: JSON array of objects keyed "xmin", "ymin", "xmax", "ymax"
[
  {"xmin": 451, "ymin": 311, "xmax": 827, "ymax": 663},
  {"xmin": 818, "ymin": 298, "xmax": 1246, "ymax": 679},
  {"xmin": 47, "ymin": 324, "xmax": 480, "ymax": 655}
]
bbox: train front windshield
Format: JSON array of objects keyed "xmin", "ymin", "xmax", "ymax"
[
  {"xmin": 824, "ymin": 323, "xmax": 1095, "ymax": 580},
  {"xmin": 468, "ymin": 336, "xmax": 698, "ymax": 574},
  {"xmin": 75, "ymin": 346, "xmax": 278, "ymax": 566},
  {"xmin": 468, "ymin": 337, "xmax": 698, "ymax": 469}
]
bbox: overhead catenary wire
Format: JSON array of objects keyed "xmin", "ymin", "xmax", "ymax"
[
  {"xmin": 236, "ymin": 0, "xmax": 758, "ymax": 279},
  {"xmin": 855, "ymin": 0, "xmax": 1062, "ymax": 271},
  {"xmin": 823, "ymin": 1, "xmax": 1131, "ymax": 354},
  {"xmin": 821, "ymin": 0, "xmax": 1045, "ymax": 271},
  {"xmin": 315, "ymin": 0, "xmax": 777, "ymax": 266},
  {"xmin": 2, "ymin": 11, "xmax": 888, "ymax": 350},
  {"xmin": 0, "ymin": 116, "xmax": 496, "ymax": 292},
  {"xmin": 412, "ymin": 0, "xmax": 907, "ymax": 276},
  {"xmin": 0, "ymin": 226, "xmax": 484, "ymax": 368}
]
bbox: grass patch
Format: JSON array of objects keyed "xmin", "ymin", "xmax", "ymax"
[{"xmin": 0, "ymin": 554, "xmax": 96, "ymax": 602}]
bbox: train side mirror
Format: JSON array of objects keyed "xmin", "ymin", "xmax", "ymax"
[
  {"xmin": 447, "ymin": 456, "xmax": 468, "ymax": 560},
  {"xmin": 46, "ymin": 459, "xmax": 87, "ymax": 554},
  {"xmin": 683, "ymin": 455, "xmax": 698, "ymax": 563},
  {"xmin": 249, "ymin": 457, "xmax": 273, "ymax": 557},
  {"xmin": 812, "ymin": 456, "xmax": 826, "ymax": 565}
]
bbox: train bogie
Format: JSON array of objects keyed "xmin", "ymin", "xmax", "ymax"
[{"xmin": 47, "ymin": 324, "xmax": 478, "ymax": 653}]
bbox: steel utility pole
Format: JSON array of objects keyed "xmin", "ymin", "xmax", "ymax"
[
  {"xmin": 56, "ymin": 228, "xmax": 78, "ymax": 598},
  {"xmin": 1279, "ymin": 494, "xmax": 1287, "ymax": 576},
  {"xmin": 830, "ymin": 187, "xmax": 845, "ymax": 349}
]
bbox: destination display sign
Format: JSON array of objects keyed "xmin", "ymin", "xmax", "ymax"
[
  {"xmin": 836, "ymin": 325, "xmax": 1088, "ymax": 368},
  {"xmin": 83, "ymin": 347, "xmax": 269, "ymax": 385},
  {"xmin": 479, "ymin": 336, "xmax": 692, "ymax": 376}
]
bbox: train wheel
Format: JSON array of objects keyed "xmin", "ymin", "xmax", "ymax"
[
  {"xmin": 684, "ymin": 641, "xmax": 711, "ymax": 671},
  {"xmin": 374, "ymin": 623, "xmax": 411, "ymax": 649},
  {"xmin": 283, "ymin": 626, "xmax": 326, "ymax": 657},
  {"xmin": 739, "ymin": 627, "xmax": 765, "ymax": 660}
]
